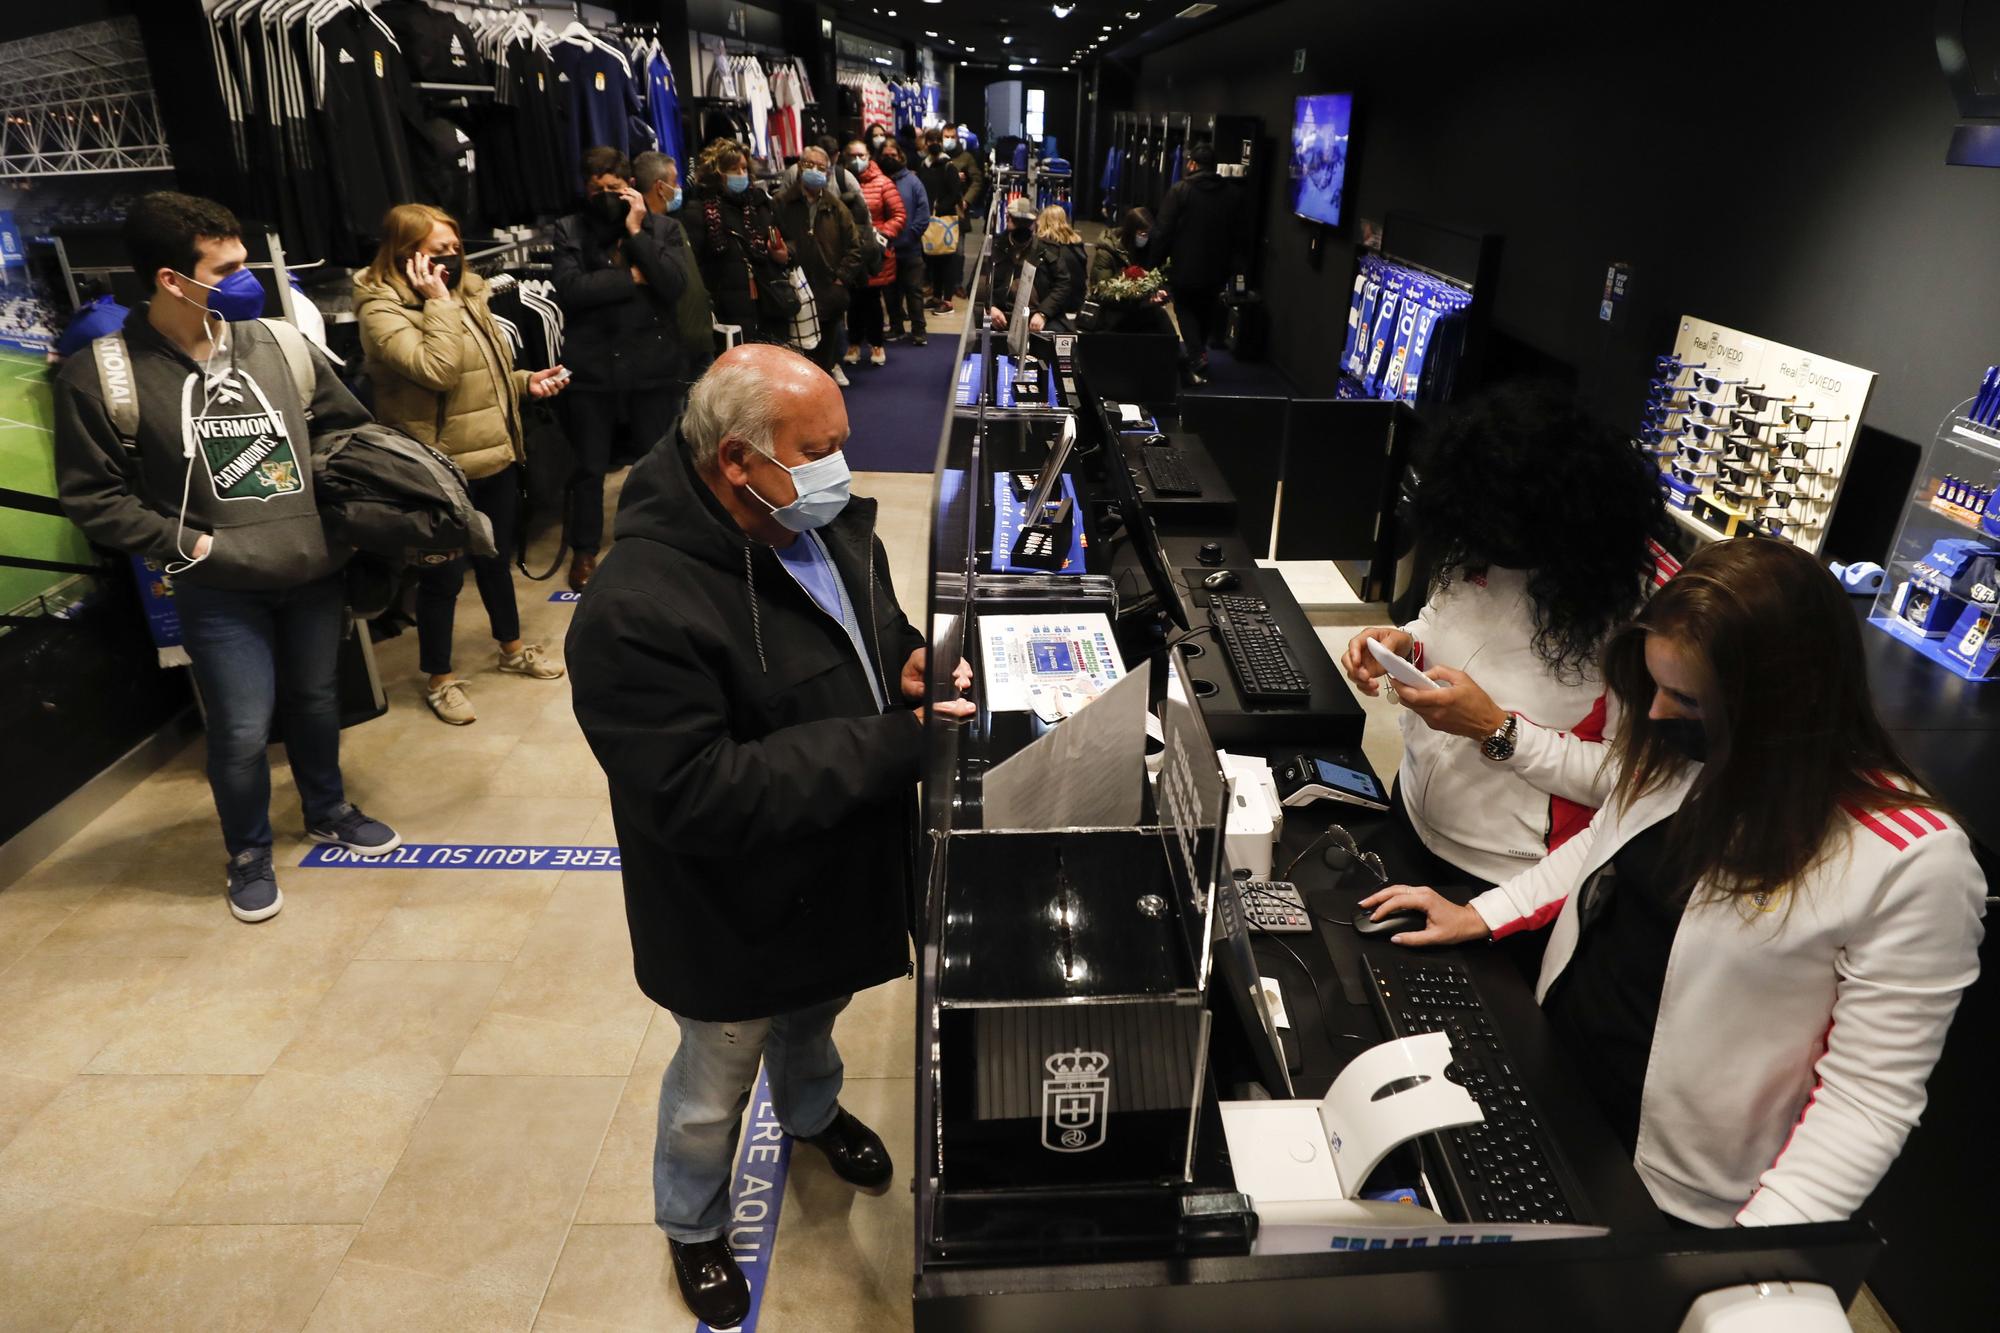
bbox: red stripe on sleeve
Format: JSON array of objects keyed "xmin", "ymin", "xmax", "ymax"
[
  {"xmin": 1883, "ymin": 807, "xmax": 1928, "ymax": 840},
  {"xmin": 1491, "ymin": 896, "xmax": 1566, "ymax": 940},
  {"xmin": 1842, "ymin": 802, "xmax": 1909, "ymax": 851}
]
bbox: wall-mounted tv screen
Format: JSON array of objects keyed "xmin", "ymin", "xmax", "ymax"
[{"xmin": 1290, "ymin": 93, "xmax": 1352, "ymax": 227}]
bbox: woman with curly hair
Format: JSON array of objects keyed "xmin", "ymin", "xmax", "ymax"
[{"xmin": 1342, "ymin": 382, "xmax": 1681, "ymax": 890}]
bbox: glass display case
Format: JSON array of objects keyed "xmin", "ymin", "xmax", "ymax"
[{"xmin": 1868, "ymin": 401, "xmax": 2000, "ymax": 681}]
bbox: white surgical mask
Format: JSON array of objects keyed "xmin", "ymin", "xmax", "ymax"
[{"xmin": 748, "ymin": 449, "xmax": 852, "ymax": 532}]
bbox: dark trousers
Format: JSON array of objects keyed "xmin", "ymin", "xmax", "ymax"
[
  {"xmin": 924, "ymin": 251, "xmax": 961, "ymax": 304},
  {"xmin": 175, "ymin": 572, "xmax": 348, "ymax": 857},
  {"xmin": 565, "ymin": 387, "xmax": 680, "ymax": 554},
  {"xmin": 887, "ymin": 250, "xmax": 926, "ymax": 335},
  {"xmin": 847, "ymin": 283, "xmax": 887, "ymax": 349},
  {"xmin": 417, "ymin": 466, "xmax": 522, "ymax": 676},
  {"xmin": 1170, "ymin": 284, "xmax": 1223, "ymax": 365}
]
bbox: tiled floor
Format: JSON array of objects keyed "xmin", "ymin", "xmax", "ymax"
[{"xmin": 0, "ymin": 299, "xmax": 1897, "ymax": 1330}]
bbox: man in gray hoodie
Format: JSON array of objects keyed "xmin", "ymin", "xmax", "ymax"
[{"xmin": 53, "ymin": 191, "xmax": 401, "ymax": 923}]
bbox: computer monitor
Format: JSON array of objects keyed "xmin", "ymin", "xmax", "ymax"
[
  {"xmin": 1290, "ymin": 93, "xmax": 1352, "ymax": 227},
  {"xmin": 1157, "ymin": 646, "xmax": 1291, "ymax": 1097},
  {"xmin": 1089, "ymin": 395, "xmax": 1189, "ymax": 631},
  {"xmin": 1008, "ymin": 259, "xmax": 1036, "ymax": 363}
]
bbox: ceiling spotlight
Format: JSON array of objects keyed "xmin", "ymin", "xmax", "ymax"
[
  {"xmin": 1127, "ymin": 10, "xmax": 1140, "ymax": 16},
  {"xmin": 925, "ymin": 30, "xmax": 937, "ymax": 37},
  {"xmin": 1052, "ymin": 3, "xmax": 1075, "ymax": 15},
  {"xmin": 1007, "ymin": 63, "xmax": 1023, "ymax": 71},
  {"xmin": 1003, "ymin": 35, "xmax": 1013, "ymax": 44},
  {"xmin": 1028, "ymin": 57, "xmax": 1038, "ymax": 63}
]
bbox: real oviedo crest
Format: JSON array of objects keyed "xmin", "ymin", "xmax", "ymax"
[{"xmin": 1040, "ymin": 1048, "xmax": 1110, "ymax": 1153}]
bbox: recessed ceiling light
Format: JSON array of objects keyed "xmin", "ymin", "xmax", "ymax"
[
  {"xmin": 1003, "ymin": 35, "xmax": 1013, "ymax": 44},
  {"xmin": 1052, "ymin": 3, "xmax": 1075, "ymax": 15},
  {"xmin": 924, "ymin": 30, "xmax": 937, "ymax": 37},
  {"xmin": 1007, "ymin": 63, "xmax": 1023, "ymax": 71},
  {"xmin": 1028, "ymin": 57, "xmax": 1038, "ymax": 63}
]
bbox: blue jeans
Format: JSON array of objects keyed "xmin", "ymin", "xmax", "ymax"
[
  {"xmin": 174, "ymin": 572, "xmax": 347, "ymax": 857},
  {"xmin": 653, "ymin": 994, "xmax": 849, "ymax": 1242}
]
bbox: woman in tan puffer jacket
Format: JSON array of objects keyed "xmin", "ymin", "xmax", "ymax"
[{"xmin": 355, "ymin": 204, "xmax": 571, "ymax": 726}]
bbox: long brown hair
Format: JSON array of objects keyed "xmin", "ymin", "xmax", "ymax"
[
  {"xmin": 1603, "ymin": 538, "xmax": 1933, "ymax": 905},
  {"xmin": 364, "ymin": 204, "xmax": 458, "ymax": 287}
]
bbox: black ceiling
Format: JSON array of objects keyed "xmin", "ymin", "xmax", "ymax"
[{"xmin": 833, "ymin": 0, "xmax": 1251, "ymax": 73}]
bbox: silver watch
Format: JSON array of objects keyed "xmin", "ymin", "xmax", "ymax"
[{"xmin": 1480, "ymin": 713, "xmax": 1519, "ymax": 762}]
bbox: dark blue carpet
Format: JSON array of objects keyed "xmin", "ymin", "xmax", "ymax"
[{"xmin": 838, "ymin": 330, "xmax": 960, "ymax": 473}]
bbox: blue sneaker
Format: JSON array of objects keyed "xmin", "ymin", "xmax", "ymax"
[
  {"xmin": 305, "ymin": 803, "xmax": 402, "ymax": 858},
  {"xmin": 226, "ymin": 849, "xmax": 283, "ymax": 923}
]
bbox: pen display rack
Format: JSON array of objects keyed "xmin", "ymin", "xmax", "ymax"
[
  {"xmin": 1636, "ymin": 317, "xmax": 1876, "ymax": 557},
  {"xmin": 1869, "ymin": 403, "xmax": 2000, "ymax": 680}
]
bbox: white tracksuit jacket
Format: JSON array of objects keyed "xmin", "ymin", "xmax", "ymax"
[
  {"xmin": 1469, "ymin": 764, "xmax": 1987, "ymax": 1226},
  {"xmin": 1400, "ymin": 551, "xmax": 1679, "ymax": 883}
]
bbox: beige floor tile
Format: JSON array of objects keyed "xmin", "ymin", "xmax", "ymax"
[
  {"xmin": 832, "ymin": 975, "xmax": 916, "ymax": 1079},
  {"xmin": 574, "ymin": 1009, "xmax": 679, "ymax": 1225},
  {"xmin": 1848, "ymin": 1284, "xmax": 1899, "ymax": 1333},
  {"xmin": 0, "ymin": 953, "xmax": 182, "ymax": 1080},
  {"xmin": 0, "ymin": 857, "xmax": 118, "ymax": 972},
  {"xmin": 434, "ymin": 795, "xmax": 607, "ymax": 846},
  {"xmin": 163, "ymin": 1070, "xmax": 437, "ymax": 1224},
  {"xmin": 481, "ymin": 742, "xmax": 610, "ymax": 801},
  {"xmin": 84, "ymin": 934, "xmax": 356, "ymax": 1076},
  {"xmin": 341, "ymin": 1075, "xmax": 622, "ymax": 1303},
  {"xmin": 355, "ymin": 869, "xmax": 565, "ymax": 962},
  {"xmin": 30, "ymin": 868, "xmax": 228, "ymax": 959},
  {"xmin": 0, "ymin": 1074, "xmax": 256, "ymax": 1211},
  {"xmin": 451, "ymin": 878, "xmax": 650, "ymax": 1077},
  {"xmin": 757, "ymin": 1076, "xmax": 915, "ymax": 1333},
  {"xmin": 303, "ymin": 1256, "xmax": 536, "ymax": 1333},
  {"xmin": 275, "ymin": 959, "xmax": 509, "ymax": 1093},
  {"xmin": 534, "ymin": 1224, "xmax": 695, "ymax": 1332},
  {"xmin": 0, "ymin": 1186, "xmax": 153, "ymax": 1332},
  {"xmin": 0, "ymin": 1073, "xmax": 64, "ymax": 1154},
  {"xmin": 69, "ymin": 1222, "xmax": 356, "ymax": 1333}
]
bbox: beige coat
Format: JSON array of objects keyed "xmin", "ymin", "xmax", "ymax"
[{"xmin": 353, "ymin": 267, "xmax": 532, "ymax": 480}]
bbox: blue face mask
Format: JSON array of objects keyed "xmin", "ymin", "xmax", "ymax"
[
  {"xmin": 801, "ymin": 167, "xmax": 828, "ymax": 190},
  {"xmin": 725, "ymin": 173, "xmax": 750, "ymax": 195},
  {"xmin": 174, "ymin": 267, "xmax": 265, "ymax": 322},
  {"xmin": 749, "ymin": 449, "xmax": 852, "ymax": 532},
  {"xmin": 665, "ymin": 186, "xmax": 683, "ymax": 212}
]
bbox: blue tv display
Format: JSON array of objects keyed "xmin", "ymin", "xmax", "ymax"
[{"xmin": 1290, "ymin": 93, "xmax": 1352, "ymax": 227}]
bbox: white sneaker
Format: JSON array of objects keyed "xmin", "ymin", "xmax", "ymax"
[
  {"xmin": 842, "ymin": 345, "xmax": 862, "ymax": 366},
  {"xmin": 498, "ymin": 642, "xmax": 565, "ymax": 680},
  {"xmin": 869, "ymin": 346, "xmax": 887, "ymax": 368},
  {"xmin": 425, "ymin": 679, "xmax": 476, "ymax": 725},
  {"xmin": 831, "ymin": 364, "xmax": 851, "ymax": 387}
]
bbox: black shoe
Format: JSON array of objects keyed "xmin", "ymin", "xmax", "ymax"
[
  {"xmin": 910, "ymin": 334, "xmax": 928, "ymax": 347},
  {"xmin": 668, "ymin": 1237, "xmax": 751, "ymax": 1327},
  {"xmin": 798, "ymin": 1105, "xmax": 893, "ymax": 1194}
]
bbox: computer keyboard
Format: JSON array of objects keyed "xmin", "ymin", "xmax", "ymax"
[
  {"xmin": 1144, "ymin": 450, "xmax": 1202, "ymax": 497},
  {"xmin": 1365, "ymin": 957, "xmax": 1584, "ymax": 1225},
  {"xmin": 1208, "ymin": 593, "xmax": 1311, "ymax": 702},
  {"xmin": 1240, "ymin": 880, "xmax": 1313, "ymax": 934}
]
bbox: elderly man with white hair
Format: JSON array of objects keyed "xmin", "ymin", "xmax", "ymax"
[{"xmin": 567, "ymin": 343, "xmax": 972, "ymax": 1326}]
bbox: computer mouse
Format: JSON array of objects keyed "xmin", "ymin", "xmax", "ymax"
[
  {"xmin": 1354, "ymin": 907, "xmax": 1428, "ymax": 938},
  {"xmin": 1142, "ymin": 433, "xmax": 1169, "ymax": 448},
  {"xmin": 1202, "ymin": 570, "xmax": 1240, "ymax": 591},
  {"xmin": 1322, "ymin": 844, "xmax": 1355, "ymax": 872}
]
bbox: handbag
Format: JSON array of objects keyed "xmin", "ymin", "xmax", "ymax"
[
  {"xmin": 784, "ymin": 266, "xmax": 821, "ymax": 351},
  {"xmin": 922, "ymin": 213, "xmax": 960, "ymax": 257}
]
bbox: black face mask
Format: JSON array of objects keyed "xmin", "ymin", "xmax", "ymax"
[
  {"xmin": 1010, "ymin": 221, "xmax": 1034, "ymax": 240},
  {"xmin": 1654, "ymin": 717, "xmax": 1708, "ymax": 764},
  {"xmin": 590, "ymin": 191, "xmax": 629, "ymax": 229},
  {"xmin": 435, "ymin": 254, "xmax": 464, "ymax": 289}
]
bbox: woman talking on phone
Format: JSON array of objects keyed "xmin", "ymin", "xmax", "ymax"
[
  {"xmin": 355, "ymin": 203, "xmax": 571, "ymax": 726},
  {"xmin": 1361, "ymin": 539, "xmax": 1987, "ymax": 1227}
]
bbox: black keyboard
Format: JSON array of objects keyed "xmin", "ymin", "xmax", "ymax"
[
  {"xmin": 1208, "ymin": 593, "xmax": 1311, "ymax": 702},
  {"xmin": 1365, "ymin": 957, "xmax": 1584, "ymax": 1225},
  {"xmin": 1144, "ymin": 450, "xmax": 1202, "ymax": 497}
]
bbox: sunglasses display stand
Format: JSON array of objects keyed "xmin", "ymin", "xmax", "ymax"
[
  {"xmin": 1636, "ymin": 316, "xmax": 1876, "ymax": 556},
  {"xmin": 1868, "ymin": 404, "xmax": 2000, "ymax": 681}
]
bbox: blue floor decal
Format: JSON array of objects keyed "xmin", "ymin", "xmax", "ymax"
[
  {"xmin": 299, "ymin": 843, "xmax": 620, "ymax": 870},
  {"xmin": 700, "ymin": 1063, "xmax": 794, "ymax": 1333}
]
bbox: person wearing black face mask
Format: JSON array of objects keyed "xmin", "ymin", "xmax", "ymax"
[
  {"xmin": 357, "ymin": 203, "xmax": 573, "ymax": 725},
  {"xmin": 1364, "ymin": 538, "xmax": 1985, "ymax": 1231},
  {"xmin": 1339, "ymin": 383, "xmax": 1678, "ymax": 949},
  {"xmin": 552, "ymin": 145, "xmax": 690, "ymax": 592},
  {"xmin": 985, "ymin": 196, "xmax": 1041, "ymax": 329}
]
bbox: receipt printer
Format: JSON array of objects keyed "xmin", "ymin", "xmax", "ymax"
[{"xmin": 1220, "ymin": 752, "xmax": 1283, "ymax": 879}]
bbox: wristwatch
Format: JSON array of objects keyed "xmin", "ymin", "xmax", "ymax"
[{"xmin": 1480, "ymin": 713, "xmax": 1519, "ymax": 763}]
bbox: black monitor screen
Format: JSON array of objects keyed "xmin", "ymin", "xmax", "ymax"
[{"xmin": 1089, "ymin": 396, "xmax": 1188, "ymax": 631}]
